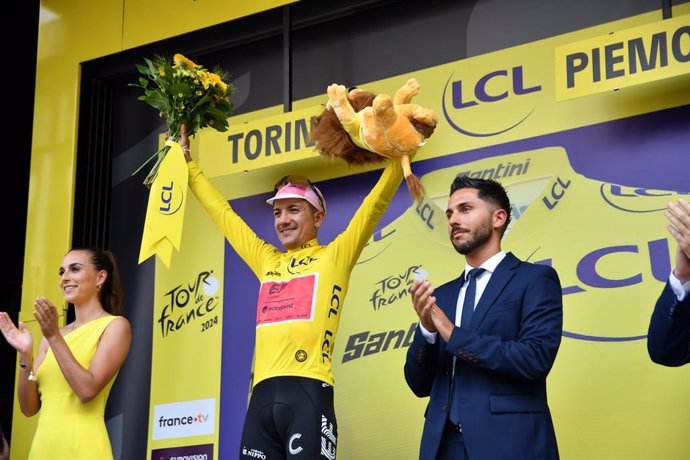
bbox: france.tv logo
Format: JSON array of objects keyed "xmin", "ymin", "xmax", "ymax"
[{"xmin": 152, "ymin": 398, "xmax": 215, "ymax": 440}]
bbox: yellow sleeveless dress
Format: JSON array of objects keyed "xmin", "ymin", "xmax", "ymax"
[{"xmin": 29, "ymin": 315, "xmax": 121, "ymax": 460}]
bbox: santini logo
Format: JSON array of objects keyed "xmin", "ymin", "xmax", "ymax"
[{"xmin": 152, "ymin": 398, "xmax": 215, "ymax": 440}]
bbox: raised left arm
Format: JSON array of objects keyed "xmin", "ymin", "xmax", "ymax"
[{"xmin": 330, "ymin": 160, "xmax": 403, "ymax": 268}]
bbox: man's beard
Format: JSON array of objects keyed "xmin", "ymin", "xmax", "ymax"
[{"xmin": 451, "ymin": 219, "xmax": 492, "ymax": 255}]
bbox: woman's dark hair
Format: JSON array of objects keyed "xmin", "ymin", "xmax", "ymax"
[{"xmin": 70, "ymin": 247, "xmax": 124, "ymax": 316}]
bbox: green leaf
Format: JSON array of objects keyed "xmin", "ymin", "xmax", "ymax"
[
  {"xmin": 171, "ymin": 82, "xmax": 191, "ymax": 96},
  {"xmin": 142, "ymin": 91, "xmax": 171, "ymax": 112},
  {"xmin": 135, "ymin": 63, "xmax": 152, "ymax": 76}
]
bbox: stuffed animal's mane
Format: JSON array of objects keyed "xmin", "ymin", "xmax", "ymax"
[
  {"xmin": 310, "ymin": 90, "xmax": 383, "ymax": 166},
  {"xmin": 311, "ymin": 89, "xmax": 437, "ymax": 166},
  {"xmin": 411, "ymin": 119, "xmax": 436, "ymax": 139}
]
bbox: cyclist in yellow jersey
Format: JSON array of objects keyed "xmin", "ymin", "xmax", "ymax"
[{"xmin": 179, "ymin": 124, "xmax": 403, "ymax": 459}]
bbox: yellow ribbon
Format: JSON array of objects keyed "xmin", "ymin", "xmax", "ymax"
[{"xmin": 138, "ymin": 140, "xmax": 188, "ymax": 268}]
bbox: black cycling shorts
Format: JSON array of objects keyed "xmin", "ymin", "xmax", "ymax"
[{"xmin": 239, "ymin": 376, "xmax": 338, "ymax": 460}]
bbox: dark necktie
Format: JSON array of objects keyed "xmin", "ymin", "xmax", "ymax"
[
  {"xmin": 450, "ymin": 267, "xmax": 486, "ymax": 426},
  {"xmin": 460, "ymin": 268, "xmax": 486, "ymax": 328}
]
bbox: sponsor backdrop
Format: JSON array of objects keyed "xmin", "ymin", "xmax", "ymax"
[{"xmin": 148, "ymin": 8, "xmax": 689, "ymax": 460}]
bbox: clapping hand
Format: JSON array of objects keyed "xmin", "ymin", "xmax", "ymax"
[
  {"xmin": 33, "ymin": 297, "xmax": 61, "ymax": 340},
  {"xmin": 0, "ymin": 312, "xmax": 33, "ymax": 355},
  {"xmin": 666, "ymin": 198, "xmax": 690, "ymax": 282}
]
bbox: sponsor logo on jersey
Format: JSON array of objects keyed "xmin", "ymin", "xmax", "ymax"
[
  {"xmin": 320, "ymin": 415, "xmax": 337, "ymax": 459},
  {"xmin": 241, "ymin": 447, "xmax": 267, "ymax": 459},
  {"xmin": 287, "ymin": 255, "xmax": 318, "ymax": 275},
  {"xmin": 295, "ymin": 350, "xmax": 308, "ymax": 362},
  {"xmin": 289, "ymin": 433, "xmax": 304, "ymax": 455}
]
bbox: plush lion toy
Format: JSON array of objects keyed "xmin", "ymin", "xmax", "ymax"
[{"xmin": 310, "ymin": 78, "xmax": 437, "ymax": 202}]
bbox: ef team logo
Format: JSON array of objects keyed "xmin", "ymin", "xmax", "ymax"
[{"xmin": 158, "ymin": 180, "xmax": 185, "ymax": 215}]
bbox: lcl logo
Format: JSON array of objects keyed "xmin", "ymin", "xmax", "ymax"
[
  {"xmin": 158, "ymin": 181, "xmax": 184, "ymax": 215},
  {"xmin": 442, "ymin": 66, "xmax": 542, "ymax": 137}
]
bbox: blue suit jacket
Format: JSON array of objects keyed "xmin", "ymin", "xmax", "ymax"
[
  {"xmin": 404, "ymin": 252, "xmax": 562, "ymax": 460},
  {"xmin": 647, "ymin": 282, "xmax": 690, "ymax": 366}
]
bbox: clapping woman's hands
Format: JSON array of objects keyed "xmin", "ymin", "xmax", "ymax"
[
  {"xmin": 33, "ymin": 297, "xmax": 61, "ymax": 339},
  {"xmin": 0, "ymin": 312, "xmax": 34, "ymax": 355}
]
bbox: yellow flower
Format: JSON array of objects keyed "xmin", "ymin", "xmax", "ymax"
[
  {"xmin": 207, "ymin": 72, "xmax": 228, "ymax": 92},
  {"xmin": 173, "ymin": 53, "xmax": 198, "ymax": 70},
  {"xmin": 131, "ymin": 52, "xmax": 234, "ymax": 187}
]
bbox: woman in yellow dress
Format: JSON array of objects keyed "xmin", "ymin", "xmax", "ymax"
[{"xmin": 0, "ymin": 247, "xmax": 131, "ymax": 459}]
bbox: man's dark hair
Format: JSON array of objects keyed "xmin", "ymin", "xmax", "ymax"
[{"xmin": 450, "ymin": 175, "xmax": 512, "ymax": 235}]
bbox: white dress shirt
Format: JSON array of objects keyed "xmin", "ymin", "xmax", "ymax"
[
  {"xmin": 420, "ymin": 251, "xmax": 507, "ymax": 343},
  {"xmin": 669, "ymin": 270, "xmax": 690, "ymax": 301}
]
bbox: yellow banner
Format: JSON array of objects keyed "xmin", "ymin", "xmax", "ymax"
[
  {"xmin": 146, "ymin": 192, "xmax": 226, "ymax": 458},
  {"xmin": 197, "ymin": 105, "xmax": 323, "ymax": 178},
  {"xmin": 555, "ymin": 14, "xmax": 690, "ymax": 100},
  {"xmin": 139, "ymin": 141, "xmax": 189, "ymax": 268}
]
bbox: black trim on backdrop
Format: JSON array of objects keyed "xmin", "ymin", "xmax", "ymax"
[
  {"xmin": 662, "ymin": 0, "xmax": 673, "ymax": 18},
  {"xmin": 284, "ymin": 5, "xmax": 293, "ymax": 112},
  {"xmin": 2, "ymin": 0, "xmax": 39, "ymax": 445},
  {"xmin": 74, "ymin": 78, "xmax": 114, "ymax": 250},
  {"xmin": 71, "ymin": 78, "xmax": 114, "ymax": 325}
]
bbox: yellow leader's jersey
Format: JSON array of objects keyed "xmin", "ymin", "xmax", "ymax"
[{"xmin": 188, "ymin": 160, "xmax": 403, "ymax": 387}]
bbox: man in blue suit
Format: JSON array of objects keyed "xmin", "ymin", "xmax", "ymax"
[
  {"xmin": 404, "ymin": 175, "xmax": 562, "ymax": 460},
  {"xmin": 647, "ymin": 198, "xmax": 690, "ymax": 366}
]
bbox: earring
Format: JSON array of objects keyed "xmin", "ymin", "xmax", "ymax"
[{"xmin": 96, "ymin": 284, "xmax": 102, "ymax": 292}]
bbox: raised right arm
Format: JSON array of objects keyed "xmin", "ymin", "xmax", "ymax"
[{"xmin": 187, "ymin": 161, "xmax": 275, "ymax": 275}]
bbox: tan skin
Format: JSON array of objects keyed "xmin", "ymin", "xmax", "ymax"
[
  {"xmin": 0, "ymin": 250, "xmax": 131, "ymax": 416},
  {"xmin": 666, "ymin": 198, "xmax": 690, "ymax": 284},
  {"xmin": 273, "ymin": 198, "xmax": 324, "ymax": 250},
  {"xmin": 179, "ymin": 124, "xmax": 325, "ymax": 250},
  {"xmin": 409, "ymin": 188, "xmax": 507, "ymax": 342}
]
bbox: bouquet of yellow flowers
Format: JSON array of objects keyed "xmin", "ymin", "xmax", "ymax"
[{"xmin": 130, "ymin": 53, "xmax": 235, "ymax": 187}]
